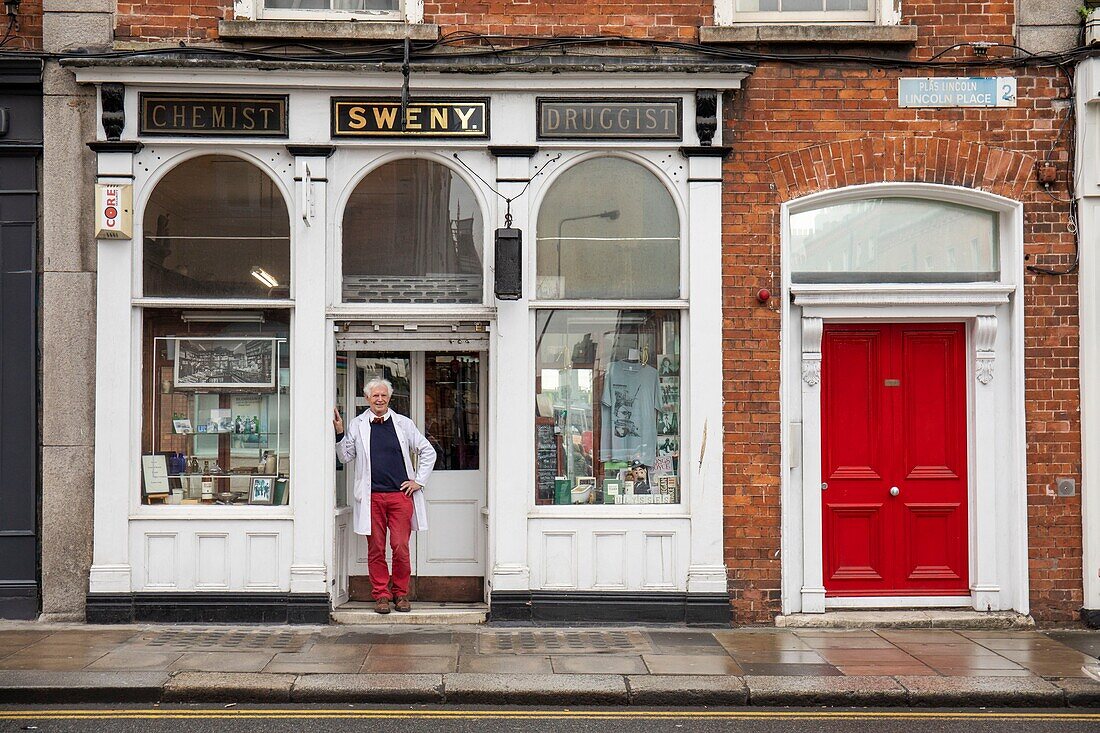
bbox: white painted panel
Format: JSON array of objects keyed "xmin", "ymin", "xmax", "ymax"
[
  {"xmin": 593, "ymin": 532, "xmax": 626, "ymax": 589},
  {"xmin": 334, "ymin": 516, "xmax": 349, "ymax": 606},
  {"xmin": 195, "ymin": 533, "xmax": 229, "ymax": 589},
  {"xmin": 425, "ymin": 499, "xmax": 479, "ymax": 564},
  {"xmin": 245, "ymin": 533, "xmax": 281, "ymax": 589},
  {"xmin": 541, "ymin": 532, "xmax": 577, "ymax": 588},
  {"xmin": 144, "ymin": 533, "xmax": 178, "ymax": 589},
  {"xmin": 643, "ymin": 532, "xmax": 675, "ymax": 588}
]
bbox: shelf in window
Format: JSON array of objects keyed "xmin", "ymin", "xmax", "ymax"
[{"xmin": 699, "ymin": 24, "xmax": 917, "ymax": 45}]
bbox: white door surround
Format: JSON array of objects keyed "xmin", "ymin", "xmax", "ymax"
[{"xmin": 779, "ymin": 183, "xmax": 1029, "ymax": 616}]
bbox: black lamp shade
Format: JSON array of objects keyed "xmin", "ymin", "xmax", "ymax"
[{"xmin": 494, "ymin": 227, "xmax": 522, "ymax": 300}]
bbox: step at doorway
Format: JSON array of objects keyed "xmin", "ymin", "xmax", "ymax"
[{"xmin": 331, "ymin": 601, "xmax": 488, "ymax": 625}]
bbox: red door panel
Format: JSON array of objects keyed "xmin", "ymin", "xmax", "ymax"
[{"xmin": 822, "ymin": 322, "xmax": 969, "ymax": 597}]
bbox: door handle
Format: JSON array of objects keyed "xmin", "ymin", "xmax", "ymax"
[{"xmin": 889, "ymin": 486, "xmax": 900, "ymax": 497}]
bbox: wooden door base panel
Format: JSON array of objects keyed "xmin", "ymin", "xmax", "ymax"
[{"xmin": 349, "ymin": 575, "xmax": 484, "ymax": 603}]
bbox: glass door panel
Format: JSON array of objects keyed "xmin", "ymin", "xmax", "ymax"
[{"xmin": 424, "ymin": 353, "xmax": 480, "ymax": 471}]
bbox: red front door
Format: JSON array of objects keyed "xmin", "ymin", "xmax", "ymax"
[{"xmin": 821, "ymin": 323, "xmax": 969, "ymax": 597}]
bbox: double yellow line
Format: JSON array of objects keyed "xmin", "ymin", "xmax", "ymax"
[{"xmin": 0, "ymin": 710, "xmax": 1097, "ymax": 721}]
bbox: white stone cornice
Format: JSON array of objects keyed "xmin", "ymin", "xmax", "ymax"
[{"xmin": 790, "ymin": 284, "xmax": 1014, "ymax": 308}]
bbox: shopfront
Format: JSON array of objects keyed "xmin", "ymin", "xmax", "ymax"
[{"xmin": 75, "ymin": 59, "xmax": 748, "ymax": 624}]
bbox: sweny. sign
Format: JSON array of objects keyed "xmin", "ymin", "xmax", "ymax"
[{"xmin": 332, "ymin": 99, "xmax": 489, "ymax": 137}]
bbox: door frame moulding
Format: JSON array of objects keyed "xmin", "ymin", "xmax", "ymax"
[{"xmin": 778, "ymin": 182, "xmax": 1028, "ymax": 616}]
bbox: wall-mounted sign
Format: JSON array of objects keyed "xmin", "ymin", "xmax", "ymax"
[
  {"xmin": 332, "ymin": 99, "xmax": 489, "ymax": 137},
  {"xmin": 537, "ymin": 98, "xmax": 682, "ymax": 140},
  {"xmin": 139, "ymin": 94, "xmax": 288, "ymax": 136},
  {"xmin": 95, "ymin": 183, "xmax": 133, "ymax": 240},
  {"xmin": 898, "ymin": 77, "xmax": 1017, "ymax": 108}
]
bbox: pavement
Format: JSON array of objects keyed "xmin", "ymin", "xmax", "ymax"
[{"xmin": 0, "ymin": 622, "xmax": 1098, "ymax": 707}]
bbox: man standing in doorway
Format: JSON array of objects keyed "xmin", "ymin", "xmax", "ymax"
[{"xmin": 334, "ymin": 378, "xmax": 436, "ymax": 614}]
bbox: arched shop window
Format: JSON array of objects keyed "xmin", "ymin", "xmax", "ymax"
[
  {"xmin": 533, "ymin": 157, "xmax": 683, "ymax": 507},
  {"xmin": 342, "ymin": 159, "xmax": 484, "ymax": 304},
  {"xmin": 789, "ymin": 197, "xmax": 999, "ymax": 283},
  {"xmin": 536, "ymin": 156, "xmax": 679, "ymax": 299},
  {"xmin": 143, "ymin": 155, "xmax": 291, "ymax": 298}
]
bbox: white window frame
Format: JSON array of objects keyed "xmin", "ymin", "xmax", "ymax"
[
  {"xmin": 235, "ymin": 0, "xmax": 424, "ymax": 23},
  {"xmin": 713, "ymin": 0, "xmax": 899, "ymax": 25}
]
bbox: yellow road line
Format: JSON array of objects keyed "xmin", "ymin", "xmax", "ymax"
[{"xmin": 0, "ymin": 710, "xmax": 1097, "ymax": 721}]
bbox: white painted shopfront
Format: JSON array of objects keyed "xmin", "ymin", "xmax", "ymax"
[{"xmin": 76, "ymin": 61, "xmax": 747, "ymax": 623}]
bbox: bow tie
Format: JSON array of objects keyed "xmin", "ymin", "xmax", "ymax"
[{"xmin": 371, "ymin": 416, "xmax": 385, "ymax": 424}]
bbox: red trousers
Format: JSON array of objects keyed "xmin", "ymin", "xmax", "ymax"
[{"xmin": 367, "ymin": 491, "xmax": 414, "ymax": 600}]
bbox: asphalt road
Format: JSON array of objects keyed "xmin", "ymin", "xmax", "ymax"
[{"xmin": 0, "ymin": 706, "xmax": 1098, "ymax": 732}]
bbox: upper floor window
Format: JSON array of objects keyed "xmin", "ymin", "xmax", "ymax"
[
  {"xmin": 143, "ymin": 155, "xmax": 290, "ymax": 299},
  {"xmin": 536, "ymin": 157, "xmax": 680, "ymax": 300},
  {"xmin": 721, "ymin": 0, "xmax": 889, "ymax": 23},
  {"xmin": 256, "ymin": 0, "xmax": 421, "ymax": 20},
  {"xmin": 342, "ymin": 159, "xmax": 484, "ymax": 304},
  {"xmin": 789, "ymin": 197, "xmax": 1000, "ymax": 283}
]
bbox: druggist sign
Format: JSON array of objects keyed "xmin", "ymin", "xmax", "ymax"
[
  {"xmin": 95, "ymin": 183, "xmax": 133, "ymax": 240},
  {"xmin": 898, "ymin": 77, "xmax": 1017, "ymax": 108}
]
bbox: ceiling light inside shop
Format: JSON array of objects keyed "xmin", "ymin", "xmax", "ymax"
[{"xmin": 251, "ymin": 266, "xmax": 279, "ymax": 288}]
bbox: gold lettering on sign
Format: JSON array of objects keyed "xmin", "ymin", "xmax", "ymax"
[
  {"xmin": 430, "ymin": 107, "xmax": 448, "ymax": 128},
  {"xmin": 347, "ymin": 107, "xmax": 367, "ymax": 130},
  {"xmin": 373, "ymin": 106, "xmax": 398, "ymax": 129},
  {"xmin": 172, "ymin": 106, "xmax": 186, "ymax": 127},
  {"xmin": 152, "ymin": 104, "xmax": 167, "ymax": 127},
  {"xmin": 454, "ymin": 106, "xmax": 476, "ymax": 129},
  {"xmin": 405, "ymin": 107, "xmax": 422, "ymax": 130},
  {"xmin": 242, "ymin": 107, "xmax": 255, "ymax": 130},
  {"xmin": 192, "ymin": 106, "xmax": 204, "ymax": 129},
  {"xmin": 211, "ymin": 106, "xmax": 226, "ymax": 128},
  {"xmin": 545, "ymin": 108, "xmax": 560, "ymax": 131}
]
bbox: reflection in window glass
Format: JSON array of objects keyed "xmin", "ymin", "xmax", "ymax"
[
  {"xmin": 143, "ymin": 155, "xmax": 290, "ymax": 298},
  {"xmin": 536, "ymin": 158, "xmax": 679, "ymax": 299},
  {"xmin": 142, "ymin": 310, "xmax": 290, "ymax": 506},
  {"xmin": 342, "ymin": 160, "xmax": 483, "ymax": 304},
  {"xmin": 736, "ymin": 0, "xmax": 868, "ymax": 11},
  {"xmin": 534, "ymin": 310, "xmax": 680, "ymax": 506},
  {"xmin": 425, "ymin": 354, "xmax": 480, "ymax": 470},
  {"xmin": 789, "ymin": 197, "xmax": 999, "ymax": 283}
]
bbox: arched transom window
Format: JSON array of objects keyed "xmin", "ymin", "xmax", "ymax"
[
  {"xmin": 789, "ymin": 197, "xmax": 1000, "ymax": 283},
  {"xmin": 342, "ymin": 159, "xmax": 484, "ymax": 304},
  {"xmin": 143, "ymin": 155, "xmax": 291, "ymax": 298}
]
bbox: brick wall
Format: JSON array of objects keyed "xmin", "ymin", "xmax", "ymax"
[
  {"xmin": 722, "ymin": 58, "xmax": 1081, "ymax": 623},
  {"xmin": 1, "ymin": 0, "xmax": 42, "ymax": 50}
]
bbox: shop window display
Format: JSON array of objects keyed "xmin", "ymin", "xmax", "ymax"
[
  {"xmin": 535, "ymin": 309, "xmax": 680, "ymax": 506},
  {"xmin": 141, "ymin": 310, "xmax": 290, "ymax": 506},
  {"xmin": 143, "ymin": 155, "xmax": 290, "ymax": 299}
]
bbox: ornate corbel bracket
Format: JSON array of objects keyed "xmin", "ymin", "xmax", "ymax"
[
  {"xmin": 100, "ymin": 83, "xmax": 125, "ymax": 141},
  {"xmin": 801, "ymin": 317, "xmax": 823, "ymax": 387},
  {"xmin": 695, "ymin": 89, "xmax": 718, "ymax": 147},
  {"xmin": 974, "ymin": 315, "xmax": 997, "ymax": 385}
]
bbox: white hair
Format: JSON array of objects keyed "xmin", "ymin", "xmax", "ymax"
[{"xmin": 364, "ymin": 377, "xmax": 394, "ymax": 397}]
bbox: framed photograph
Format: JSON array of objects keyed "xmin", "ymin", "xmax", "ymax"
[
  {"xmin": 141, "ymin": 454, "xmax": 170, "ymax": 497},
  {"xmin": 662, "ymin": 320, "xmax": 679, "ymax": 356},
  {"xmin": 172, "ymin": 418, "xmax": 193, "ymax": 434},
  {"xmin": 657, "ymin": 409, "xmax": 678, "ymax": 435},
  {"xmin": 249, "ymin": 475, "xmax": 275, "ymax": 505},
  {"xmin": 174, "ymin": 338, "xmax": 277, "ymax": 390},
  {"xmin": 657, "ymin": 436, "xmax": 679, "ymax": 456},
  {"xmin": 660, "ymin": 377, "xmax": 680, "ymax": 407},
  {"xmin": 658, "ymin": 354, "xmax": 679, "ymax": 377}
]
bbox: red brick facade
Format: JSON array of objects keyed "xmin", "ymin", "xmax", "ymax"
[
  {"xmin": 2, "ymin": 0, "xmax": 42, "ymax": 50},
  {"xmin": 55, "ymin": 1, "xmax": 1086, "ymax": 624}
]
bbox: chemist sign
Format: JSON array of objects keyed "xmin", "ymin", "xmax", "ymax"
[{"xmin": 898, "ymin": 77, "xmax": 1017, "ymax": 108}]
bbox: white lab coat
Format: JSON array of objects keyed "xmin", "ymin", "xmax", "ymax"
[{"xmin": 336, "ymin": 410, "xmax": 437, "ymax": 536}]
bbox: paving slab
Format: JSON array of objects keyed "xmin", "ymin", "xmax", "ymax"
[
  {"xmin": 170, "ymin": 651, "xmax": 275, "ymax": 673},
  {"xmin": 642, "ymin": 653, "xmax": 743, "ymax": 675},
  {"xmin": 626, "ymin": 674, "xmax": 748, "ymax": 706},
  {"xmin": 1054, "ymin": 677, "xmax": 1100, "ymax": 707},
  {"xmin": 0, "ymin": 670, "xmax": 166, "ymax": 703},
  {"xmin": 897, "ymin": 674, "xmax": 1063, "ymax": 707},
  {"xmin": 551, "ymin": 654, "xmax": 648, "ymax": 675},
  {"xmin": 746, "ymin": 675, "xmax": 907, "ymax": 706},
  {"xmin": 443, "ymin": 672, "xmax": 629, "ymax": 705},
  {"xmin": 163, "ymin": 671, "xmax": 296, "ymax": 702},
  {"xmin": 456, "ymin": 655, "xmax": 554, "ymax": 674},
  {"xmin": 291, "ymin": 673, "xmax": 444, "ymax": 703},
  {"xmin": 360, "ymin": 655, "xmax": 457, "ymax": 673}
]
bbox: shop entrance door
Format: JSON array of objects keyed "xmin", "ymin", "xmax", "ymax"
[
  {"xmin": 334, "ymin": 347, "xmax": 486, "ymax": 603},
  {"xmin": 820, "ymin": 323, "xmax": 969, "ymax": 597}
]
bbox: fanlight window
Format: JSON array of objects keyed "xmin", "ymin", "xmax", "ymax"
[
  {"xmin": 342, "ymin": 159, "xmax": 484, "ymax": 304},
  {"xmin": 536, "ymin": 157, "xmax": 680, "ymax": 300},
  {"xmin": 143, "ymin": 155, "xmax": 291, "ymax": 298},
  {"xmin": 789, "ymin": 197, "xmax": 1000, "ymax": 283}
]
